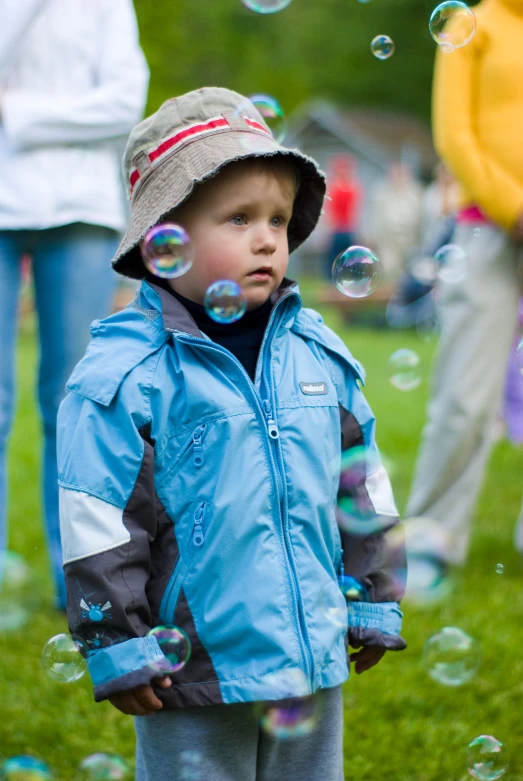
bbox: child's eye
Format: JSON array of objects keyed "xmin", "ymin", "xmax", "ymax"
[
  {"xmin": 230, "ymin": 215, "xmax": 246, "ymax": 226},
  {"xmin": 271, "ymin": 216, "xmax": 286, "ymax": 228}
]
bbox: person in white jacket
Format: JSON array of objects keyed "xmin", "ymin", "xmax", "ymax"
[{"xmin": 0, "ymin": 0, "xmax": 149, "ymax": 610}]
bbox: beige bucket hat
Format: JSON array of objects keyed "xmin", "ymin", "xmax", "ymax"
[{"xmin": 112, "ymin": 87, "xmax": 326, "ymax": 278}]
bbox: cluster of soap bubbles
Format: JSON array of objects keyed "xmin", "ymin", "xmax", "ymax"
[
  {"xmin": 141, "ymin": 225, "xmax": 248, "ymax": 324},
  {"xmin": 0, "ymin": 754, "xmax": 133, "ymax": 781},
  {"xmin": 39, "ymin": 625, "xmax": 192, "ymax": 684}
]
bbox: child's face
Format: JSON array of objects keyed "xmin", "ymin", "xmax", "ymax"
[{"xmin": 164, "ymin": 161, "xmax": 296, "ymax": 311}]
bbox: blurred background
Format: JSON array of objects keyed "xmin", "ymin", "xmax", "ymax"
[{"xmin": 2, "ymin": 0, "xmax": 523, "ymax": 779}]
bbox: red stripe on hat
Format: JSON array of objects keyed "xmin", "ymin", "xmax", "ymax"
[
  {"xmin": 129, "ymin": 115, "xmax": 272, "ymax": 196},
  {"xmin": 244, "ymin": 117, "xmax": 270, "ymax": 134},
  {"xmin": 149, "ymin": 117, "xmax": 229, "ymax": 164},
  {"xmin": 129, "ymin": 169, "xmax": 140, "ymax": 191}
]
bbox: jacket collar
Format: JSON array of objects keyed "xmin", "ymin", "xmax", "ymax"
[{"xmin": 142, "ymin": 277, "xmax": 301, "ymax": 338}]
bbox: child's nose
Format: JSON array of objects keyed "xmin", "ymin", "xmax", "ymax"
[{"xmin": 252, "ymin": 224, "xmax": 277, "ymax": 254}]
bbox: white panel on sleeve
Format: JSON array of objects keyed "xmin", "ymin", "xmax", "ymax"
[
  {"xmin": 366, "ymin": 465, "xmax": 398, "ymax": 517},
  {"xmin": 59, "ymin": 487, "xmax": 130, "ymax": 564}
]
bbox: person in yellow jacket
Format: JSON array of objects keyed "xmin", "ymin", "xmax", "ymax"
[{"xmin": 406, "ymin": 0, "xmax": 523, "ymax": 563}]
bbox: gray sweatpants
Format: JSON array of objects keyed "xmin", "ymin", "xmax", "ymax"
[
  {"xmin": 407, "ymin": 223, "xmax": 523, "ymax": 562},
  {"xmin": 135, "ymin": 685, "xmax": 344, "ymax": 781}
]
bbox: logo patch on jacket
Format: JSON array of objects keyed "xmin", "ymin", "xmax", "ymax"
[{"xmin": 299, "ymin": 381, "xmax": 328, "ymax": 395}]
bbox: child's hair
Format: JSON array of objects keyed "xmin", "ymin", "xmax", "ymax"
[{"xmin": 163, "ymin": 155, "xmax": 301, "ymax": 223}]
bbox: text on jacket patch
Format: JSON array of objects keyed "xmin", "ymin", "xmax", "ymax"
[{"xmin": 299, "ymin": 381, "xmax": 329, "ymax": 395}]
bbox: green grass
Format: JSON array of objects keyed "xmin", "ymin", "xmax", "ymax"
[{"xmin": 1, "ymin": 287, "xmax": 522, "ymax": 780}]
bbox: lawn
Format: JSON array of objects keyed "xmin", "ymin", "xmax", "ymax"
[{"xmin": 1, "ymin": 282, "xmax": 522, "ymax": 780}]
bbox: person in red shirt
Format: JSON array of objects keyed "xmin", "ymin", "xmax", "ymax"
[{"xmin": 325, "ymin": 154, "xmax": 362, "ymax": 278}]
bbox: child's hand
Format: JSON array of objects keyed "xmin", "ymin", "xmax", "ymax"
[
  {"xmin": 108, "ymin": 675, "xmax": 172, "ymax": 716},
  {"xmin": 349, "ymin": 646, "xmax": 386, "ymax": 674}
]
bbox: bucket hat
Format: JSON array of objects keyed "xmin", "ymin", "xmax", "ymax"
[{"xmin": 112, "ymin": 87, "xmax": 326, "ymax": 278}]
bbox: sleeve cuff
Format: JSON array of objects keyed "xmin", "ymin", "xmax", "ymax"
[
  {"xmin": 347, "ymin": 601, "xmax": 403, "ymax": 635},
  {"xmin": 87, "ymin": 635, "xmax": 165, "ymax": 701}
]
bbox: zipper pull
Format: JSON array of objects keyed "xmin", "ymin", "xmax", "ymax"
[
  {"xmin": 193, "ymin": 426, "xmax": 205, "ymax": 467},
  {"xmin": 193, "ymin": 503, "xmax": 205, "ymax": 547},
  {"xmin": 263, "ymin": 399, "xmax": 279, "ymax": 440}
]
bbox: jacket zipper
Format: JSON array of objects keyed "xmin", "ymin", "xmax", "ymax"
[
  {"xmin": 260, "ymin": 320, "xmax": 315, "ymax": 688},
  {"xmin": 192, "ymin": 425, "xmax": 205, "ymax": 468},
  {"xmin": 166, "ymin": 292, "xmax": 315, "ymax": 688},
  {"xmin": 161, "ymin": 501, "xmax": 207, "ymax": 621},
  {"xmin": 192, "ymin": 501, "xmax": 205, "ymax": 547}
]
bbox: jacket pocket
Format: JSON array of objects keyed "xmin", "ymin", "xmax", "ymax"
[
  {"xmin": 157, "ymin": 424, "xmax": 208, "ymax": 487},
  {"xmin": 159, "ymin": 500, "xmax": 208, "ymax": 623}
]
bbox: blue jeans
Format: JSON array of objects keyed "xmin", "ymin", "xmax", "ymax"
[{"xmin": 0, "ymin": 222, "xmax": 120, "ymax": 609}]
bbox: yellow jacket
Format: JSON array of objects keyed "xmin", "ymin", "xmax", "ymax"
[{"xmin": 432, "ymin": 0, "xmax": 523, "ymax": 230}]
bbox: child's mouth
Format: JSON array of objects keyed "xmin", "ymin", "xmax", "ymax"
[{"xmin": 247, "ymin": 267, "xmax": 272, "ymax": 279}]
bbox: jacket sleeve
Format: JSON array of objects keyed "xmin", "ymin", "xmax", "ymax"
[
  {"xmin": 432, "ymin": 21, "xmax": 523, "ymax": 232},
  {"xmin": 57, "ymin": 384, "xmax": 166, "ymax": 702},
  {"xmin": 0, "ymin": 0, "xmax": 48, "ymax": 80},
  {"xmin": 325, "ymin": 342, "xmax": 407, "ymax": 652},
  {"xmin": 1, "ymin": 0, "xmax": 149, "ymax": 151}
]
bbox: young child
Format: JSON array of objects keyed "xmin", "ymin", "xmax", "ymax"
[{"xmin": 57, "ymin": 87, "xmax": 406, "ymax": 781}]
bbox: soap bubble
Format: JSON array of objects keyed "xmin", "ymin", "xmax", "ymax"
[
  {"xmin": 429, "ymin": 1, "xmax": 476, "ymax": 52},
  {"xmin": 388, "ymin": 348, "xmax": 422, "ymax": 391},
  {"xmin": 179, "ymin": 751, "xmax": 202, "ymax": 781},
  {"xmin": 467, "ymin": 736, "xmax": 509, "ymax": 780},
  {"xmin": 336, "ymin": 446, "xmax": 392, "ymax": 537},
  {"xmin": 516, "ymin": 337, "xmax": 523, "ymax": 374},
  {"xmin": 332, "ymin": 246, "xmax": 383, "ymax": 298},
  {"xmin": 0, "ymin": 550, "xmax": 31, "ymax": 631},
  {"xmin": 434, "ymin": 244, "xmax": 469, "ymax": 284},
  {"xmin": 423, "ymin": 626, "xmax": 481, "ymax": 686},
  {"xmin": 77, "ymin": 755, "xmax": 132, "ymax": 781},
  {"xmin": 148, "ymin": 625, "xmax": 191, "ymax": 674},
  {"xmin": 386, "ymin": 517, "xmax": 453, "ymax": 605},
  {"xmin": 0, "ymin": 757, "xmax": 53, "ymax": 781},
  {"xmin": 141, "ymin": 224, "xmax": 193, "ymax": 279},
  {"xmin": 242, "ymin": 0, "xmax": 293, "ymax": 13},
  {"xmin": 495, "ymin": 563, "xmax": 504, "ymax": 574},
  {"xmin": 264, "ymin": 669, "xmax": 309, "ymax": 699},
  {"xmin": 339, "ymin": 575, "xmax": 369, "ymax": 603},
  {"xmin": 260, "ymin": 695, "xmax": 319, "ymax": 740},
  {"xmin": 318, "ymin": 575, "xmax": 368, "ymax": 629},
  {"xmin": 204, "ymin": 280, "xmax": 247, "ymax": 324},
  {"xmin": 416, "ymin": 301, "xmax": 440, "ymax": 344},
  {"xmin": 248, "ymin": 94, "xmax": 286, "ymax": 143},
  {"xmin": 371, "ymin": 35, "xmax": 395, "ymax": 59},
  {"xmin": 41, "ymin": 633, "xmax": 87, "ymax": 683}
]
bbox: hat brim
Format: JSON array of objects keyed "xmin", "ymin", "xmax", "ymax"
[{"xmin": 112, "ymin": 129, "xmax": 326, "ymax": 279}]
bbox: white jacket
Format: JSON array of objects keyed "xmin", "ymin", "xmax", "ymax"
[{"xmin": 0, "ymin": 0, "xmax": 149, "ymax": 233}]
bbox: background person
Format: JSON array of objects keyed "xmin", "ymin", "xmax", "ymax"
[
  {"xmin": 0, "ymin": 0, "xmax": 149, "ymax": 609},
  {"xmin": 369, "ymin": 162, "xmax": 423, "ymax": 281},
  {"xmin": 406, "ymin": 0, "xmax": 523, "ymax": 562},
  {"xmin": 324, "ymin": 154, "xmax": 362, "ymax": 277}
]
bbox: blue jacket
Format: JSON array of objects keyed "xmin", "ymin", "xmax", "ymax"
[{"xmin": 57, "ymin": 278, "xmax": 406, "ymax": 708}]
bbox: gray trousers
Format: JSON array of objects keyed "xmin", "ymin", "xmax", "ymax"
[
  {"xmin": 407, "ymin": 223, "xmax": 523, "ymax": 563},
  {"xmin": 135, "ymin": 685, "xmax": 344, "ymax": 781}
]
